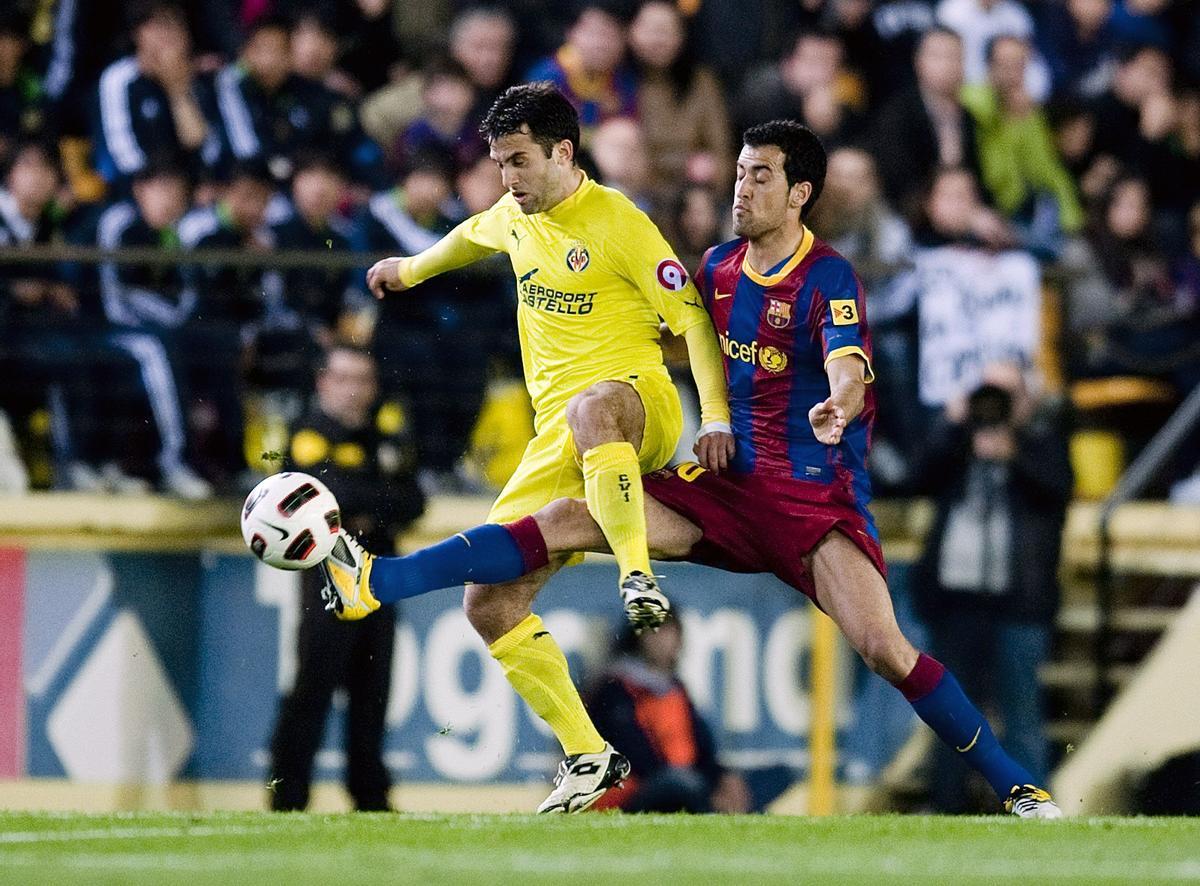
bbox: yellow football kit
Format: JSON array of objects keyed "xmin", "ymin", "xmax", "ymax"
[{"xmin": 397, "ymin": 175, "xmax": 729, "ymax": 526}]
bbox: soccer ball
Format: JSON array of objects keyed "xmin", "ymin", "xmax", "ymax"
[{"xmin": 241, "ymin": 472, "xmax": 341, "ymax": 570}]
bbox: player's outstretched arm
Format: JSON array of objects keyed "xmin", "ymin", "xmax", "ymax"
[
  {"xmin": 810, "ymin": 354, "xmax": 867, "ymax": 445},
  {"xmin": 366, "ymin": 220, "xmax": 499, "ymax": 299},
  {"xmin": 683, "ymin": 321, "xmax": 735, "ymax": 473}
]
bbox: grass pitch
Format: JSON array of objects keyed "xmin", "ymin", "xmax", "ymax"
[{"xmin": 1, "ymin": 811, "xmax": 1197, "ymax": 885}]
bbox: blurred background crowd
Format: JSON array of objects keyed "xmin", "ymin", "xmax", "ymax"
[{"xmin": 0, "ymin": 0, "xmax": 1198, "ymax": 505}]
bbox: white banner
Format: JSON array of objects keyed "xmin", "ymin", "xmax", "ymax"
[{"xmin": 908, "ymin": 246, "xmax": 1041, "ymax": 406}]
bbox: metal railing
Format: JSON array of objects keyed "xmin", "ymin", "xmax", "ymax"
[{"xmin": 1093, "ymin": 383, "xmax": 1200, "ymax": 714}]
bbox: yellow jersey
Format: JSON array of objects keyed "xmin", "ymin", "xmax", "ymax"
[{"xmin": 398, "ymin": 176, "xmax": 715, "ymax": 432}]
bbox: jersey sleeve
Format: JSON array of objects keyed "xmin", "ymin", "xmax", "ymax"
[
  {"xmin": 398, "ymin": 196, "xmax": 512, "ymax": 288},
  {"xmin": 610, "ymin": 200, "xmax": 709, "ymax": 336},
  {"xmin": 813, "ymin": 258, "xmax": 875, "ymax": 383}
]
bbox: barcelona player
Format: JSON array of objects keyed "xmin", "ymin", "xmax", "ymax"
[
  {"xmin": 355, "ymin": 120, "xmax": 1063, "ymax": 818},
  {"xmin": 322, "ymin": 83, "xmax": 734, "ymax": 812}
]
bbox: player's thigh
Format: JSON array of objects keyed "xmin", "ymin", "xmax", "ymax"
[
  {"xmin": 488, "ymin": 425, "xmax": 584, "ymax": 522},
  {"xmin": 630, "ymin": 370, "xmax": 684, "ymax": 473},
  {"xmin": 566, "ymin": 379, "xmax": 647, "ymax": 452},
  {"xmin": 645, "ymin": 493, "xmax": 703, "ymax": 559},
  {"xmin": 808, "ymin": 530, "xmax": 917, "ymax": 682},
  {"xmin": 463, "ymin": 558, "xmax": 565, "ymax": 645},
  {"xmin": 534, "ymin": 493, "xmax": 700, "ymax": 558}
]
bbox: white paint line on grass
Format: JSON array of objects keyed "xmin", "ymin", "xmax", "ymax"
[{"xmin": 0, "ymin": 824, "xmax": 286, "ymax": 844}]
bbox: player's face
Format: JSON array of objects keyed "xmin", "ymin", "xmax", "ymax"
[
  {"xmin": 489, "ymin": 128, "xmax": 571, "ymax": 214},
  {"xmin": 732, "ymin": 145, "xmax": 799, "ymax": 240},
  {"xmin": 318, "ymin": 351, "xmax": 378, "ymax": 427}
]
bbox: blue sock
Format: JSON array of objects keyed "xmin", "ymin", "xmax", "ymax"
[
  {"xmin": 899, "ymin": 653, "xmax": 1035, "ymax": 801},
  {"xmin": 369, "ymin": 523, "xmax": 533, "ymax": 602}
]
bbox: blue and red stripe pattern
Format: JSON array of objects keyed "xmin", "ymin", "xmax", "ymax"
[{"xmin": 697, "ymin": 230, "xmax": 879, "ymax": 534}]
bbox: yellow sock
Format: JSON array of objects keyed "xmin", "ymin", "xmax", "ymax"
[
  {"xmin": 582, "ymin": 440, "xmax": 652, "ymax": 581},
  {"xmin": 489, "ymin": 614, "xmax": 605, "ymax": 756}
]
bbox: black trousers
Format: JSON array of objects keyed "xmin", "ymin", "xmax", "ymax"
[{"xmin": 268, "ymin": 569, "xmax": 395, "ymax": 811}]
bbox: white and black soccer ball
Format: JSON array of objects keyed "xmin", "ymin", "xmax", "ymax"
[{"xmin": 241, "ymin": 472, "xmax": 341, "ymax": 570}]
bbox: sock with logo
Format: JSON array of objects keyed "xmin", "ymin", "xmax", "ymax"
[
  {"xmin": 368, "ymin": 517, "xmax": 549, "ymax": 602},
  {"xmin": 489, "ymin": 613, "xmax": 606, "ymax": 756},
  {"xmin": 582, "ymin": 441, "xmax": 652, "ymax": 582},
  {"xmin": 896, "ymin": 652, "xmax": 1036, "ymax": 800}
]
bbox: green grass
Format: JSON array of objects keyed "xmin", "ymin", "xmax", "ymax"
[{"xmin": 1, "ymin": 812, "xmax": 1198, "ymax": 885}]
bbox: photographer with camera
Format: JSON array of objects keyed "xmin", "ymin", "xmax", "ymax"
[{"xmin": 912, "ymin": 362, "xmax": 1073, "ymax": 813}]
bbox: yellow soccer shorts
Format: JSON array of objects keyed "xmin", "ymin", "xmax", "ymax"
[{"xmin": 486, "ymin": 370, "xmax": 684, "ymax": 563}]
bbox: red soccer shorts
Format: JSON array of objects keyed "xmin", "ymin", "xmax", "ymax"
[{"xmin": 641, "ymin": 463, "xmax": 887, "ymax": 602}]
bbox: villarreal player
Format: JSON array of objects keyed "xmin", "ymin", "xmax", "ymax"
[
  {"xmin": 321, "ymin": 83, "xmax": 733, "ymax": 813},
  {"xmin": 351, "ymin": 121, "xmax": 1063, "ymax": 818}
]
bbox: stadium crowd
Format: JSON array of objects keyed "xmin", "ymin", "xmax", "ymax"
[{"xmin": 0, "ymin": 0, "xmax": 1198, "ymax": 503}]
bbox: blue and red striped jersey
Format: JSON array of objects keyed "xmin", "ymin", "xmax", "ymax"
[{"xmin": 696, "ymin": 228, "xmax": 877, "ymax": 498}]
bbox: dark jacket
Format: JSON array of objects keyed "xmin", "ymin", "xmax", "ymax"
[
  {"xmin": 283, "ymin": 401, "xmax": 424, "ymax": 555},
  {"xmin": 914, "ymin": 403, "xmax": 1073, "ymax": 622},
  {"xmin": 866, "ymin": 84, "xmax": 980, "ymax": 213},
  {"xmin": 586, "ymin": 657, "xmax": 724, "ymax": 796}
]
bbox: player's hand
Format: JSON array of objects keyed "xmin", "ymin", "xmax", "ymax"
[
  {"xmin": 366, "ymin": 257, "xmax": 407, "ymax": 299},
  {"xmin": 694, "ymin": 424, "xmax": 735, "ymax": 474},
  {"xmin": 809, "ymin": 397, "xmax": 847, "ymax": 445}
]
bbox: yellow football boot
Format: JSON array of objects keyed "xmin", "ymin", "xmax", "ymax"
[{"xmin": 319, "ymin": 530, "xmax": 380, "ymax": 621}]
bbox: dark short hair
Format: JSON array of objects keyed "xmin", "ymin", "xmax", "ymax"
[
  {"xmin": 985, "ymin": 32, "xmax": 1028, "ymax": 64},
  {"xmin": 133, "ymin": 154, "xmax": 191, "ymax": 186},
  {"xmin": 227, "ymin": 157, "xmax": 274, "ymax": 188},
  {"xmin": 4, "ymin": 140, "xmax": 61, "ymax": 180},
  {"xmin": 319, "ymin": 341, "xmax": 376, "ymax": 373},
  {"xmin": 245, "ymin": 14, "xmax": 290, "ymax": 42},
  {"xmin": 291, "ymin": 149, "xmax": 345, "ymax": 180},
  {"xmin": 128, "ymin": 0, "xmax": 187, "ymax": 31},
  {"xmin": 479, "ymin": 82, "xmax": 580, "ymax": 160},
  {"xmin": 742, "ymin": 120, "xmax": 827, "ymax": 218}
]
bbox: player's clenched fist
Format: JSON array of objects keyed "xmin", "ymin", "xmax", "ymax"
[
  {"xmin": 693, "ymin": 424, "xmax": 735, "ymax": 475},
  {"xmin": 366, "ymin": 257, "xmax": 407, "ymax": 299},
  {"xmin": 809, "ymin": 397, "xmax": 847, "ymax": 445}
]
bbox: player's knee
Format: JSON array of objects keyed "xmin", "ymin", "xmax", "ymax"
[
  {"xmin": 535, "ymin": 497, "xmax": 590, "ymax": 541},
  {"xmin": 566, "ymin": 387, "xmax": 619, "ymax": 435},
  {"xmin": 857, "ymin": 632, "xmax": 916, "ymax": 684},
  {"xmin": 462, "ymin": 584, "xmax": 501, "ymax": 636}
]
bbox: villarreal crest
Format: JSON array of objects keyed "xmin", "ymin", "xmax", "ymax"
[
  {"xmin": 766, "ymin": 297, "xmax": 792, "ymax": 329},
  {"xmin": 565, "ymin": 242, "xmax": 590, "ymax": 272}
]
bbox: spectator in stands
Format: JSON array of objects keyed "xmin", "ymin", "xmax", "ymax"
[
  {"xmin": 269, "ymin": 342, "xmax": 424, "ymax": 813},
  {"xmin": 357, "ymin": 7, "xmax": 513, "ymax": 153},
  {"xmin": 1037, "ymin": 0, "xmax": 1118, "ymax": 100},
  {"xmin": 94, "ymin": 159, "xmax": 212, "ymax": 498},
  {"xmin": 962, "ymin": 35, "xmax": 1085, "ymax": 255},
  {"xmin": 867, "ymin": 26, "xmax": 979, "ymax": 215},
  {"xmin": 735, "ymin": 30, "xmax": 863, "ymax": 143},
  {"xmin": 449, "ymin": 6, "xmax": 518, "ymax": 123},
  {"xmin": 914, "ymin": 363, "xmax": 1071, "ymax": 813},
  {"xmin": 669, "ymin": 184, "xmax": 723, "ymax": 275},
  {"xmin": 356, "ymin": 150, "xmax": 505, "ymax": 489},
  {"xmin": 627, "ymin": 1, "xmax": 732, "ymax": 201},
  {"xmin": 1090, "ymin": 45, "xmax": 1200, "ymax": 216},
  {"xmin": 935, "ymin": 0, "xmax": 1050, "ymax": 100},
  {"xmin": 262, "ymin": 153, "xmax": 356, "ymax": 394},
  {"xmin": 587, "ymin": 614, "xmax": 754, "ymax": 814},
  {"xmin": 290, "ymin": 10, "xmax": 360, "ymax": 99},
  {"xmin": 391, "ymin": 60, "xmax": 483, "ymax": 175},
  {"xmin": 93, "ymin": 1, "xmax": 220, "ymax": 187},
  {"xmin": 213, "ymin": 16, "xmax": 383, "ymax": 187},
  {"xmin": 1066, "ymin": 176, "xmax": 1197, "ymax": 391},
  {"xmin": 864, "ymin": 0, "xmax": 937, "ymax": 100},
  {"xmin": 177, "ymin": 159, "xmax": 275, "ymax": 482},
  {"xmin": 525, "ymin": 4, "xmax": 637, "ymax": 138},
  {"xmin": 590, "ymin": 117, "xmax": 658, "ymax": 219},
  {"xmin": 304, "ymin": 0, "xmax": 401, "ymax": 96},
  {"xmin": 0, "ymin": 11, "xmax": 46, "ymax": 168},
  {"xmin": 808, "ymin": 147, "xmax": 916, "ymax": 488}
]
